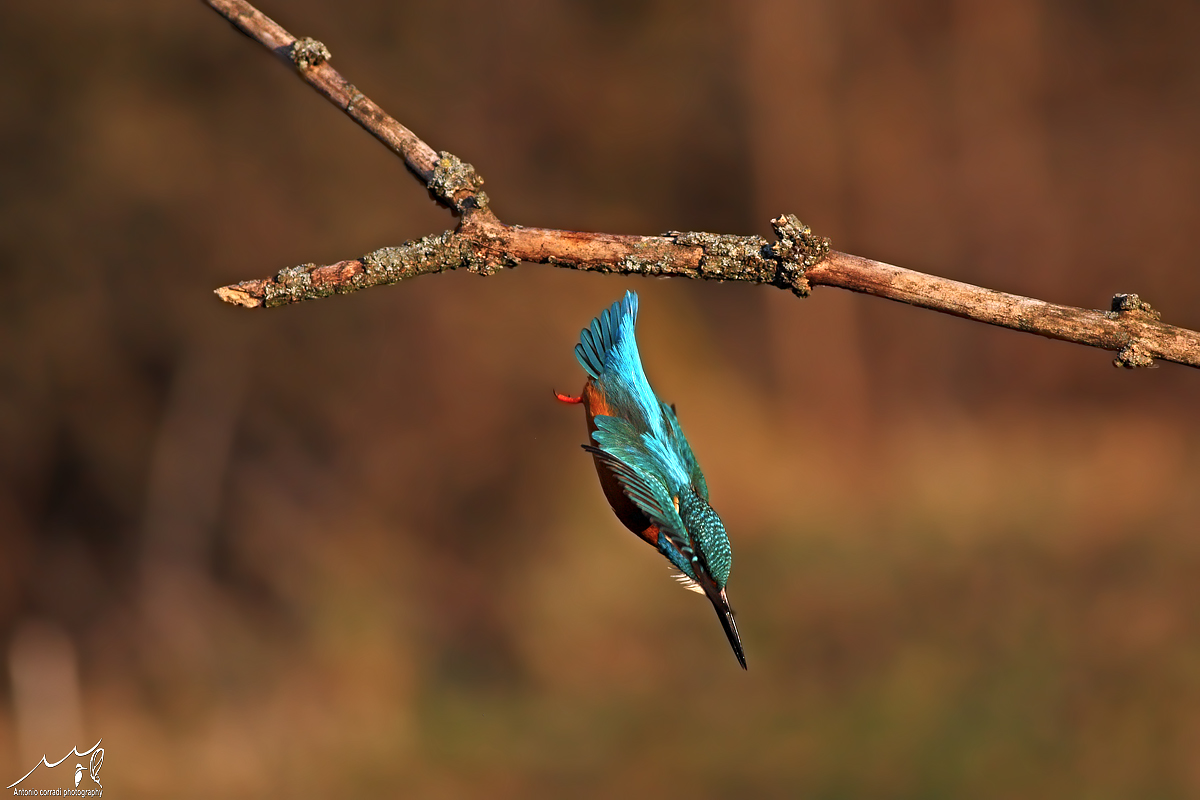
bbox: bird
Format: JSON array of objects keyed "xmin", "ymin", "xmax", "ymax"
[{"xmin": 556, "ymin": 290, "xmax": 746, "ymax": 669}]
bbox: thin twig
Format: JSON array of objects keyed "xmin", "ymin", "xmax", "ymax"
[
  {"xmin": 205, "ymin": 0, "xmax": 440, "ymax": 188},
  {"xmin": 203, "ymin": 0, "xmax": 1200, "ymax": 370}
]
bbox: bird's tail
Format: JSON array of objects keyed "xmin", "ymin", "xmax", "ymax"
[{"xmin": 575, "ymin": 291, "xmax": 638, "ymax": 379}]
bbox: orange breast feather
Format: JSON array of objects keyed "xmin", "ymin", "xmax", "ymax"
[{"xmin": 582, "ymin": 379, "xmax": 657, "ymax": 545}]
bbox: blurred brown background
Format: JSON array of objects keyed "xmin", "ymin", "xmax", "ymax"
[{"xmin": 3, "ymin": 0, "xmax": 1200, "ymax": 797}]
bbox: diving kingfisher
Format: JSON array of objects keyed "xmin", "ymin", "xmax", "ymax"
[{"xmin": 556, "ymin": 291, "xmax": 746, "ymax": 669}]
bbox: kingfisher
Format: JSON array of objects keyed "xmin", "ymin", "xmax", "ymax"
[{"xmin": 556, "ymin": 291, "xmax": 746, "ymax": 669}]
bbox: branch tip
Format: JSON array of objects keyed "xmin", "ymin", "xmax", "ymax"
[{"xmin": 215, "ymin": 285, "xmax": 264, "ymax": 308}]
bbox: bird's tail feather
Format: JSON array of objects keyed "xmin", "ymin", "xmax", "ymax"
[{"xmin": 575, "ymin": 291, "xmax": 638, "ymax": 379}]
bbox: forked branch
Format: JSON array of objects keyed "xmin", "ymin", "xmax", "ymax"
[{"xmin": 205, "ymin": 0, "xmax": 1200, "ymax": 370}]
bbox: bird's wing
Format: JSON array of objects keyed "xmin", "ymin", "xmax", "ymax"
[
  {"xmin": 586, "ymin": 415, "xmax": 699, "ymax": 570},
  {"xmin": 660, "ymin": 402, "xmax": 709, "ymax": 501},
  {"xmin": 583, "ymin": 444, "xmax": 699, "ymax": 573}
]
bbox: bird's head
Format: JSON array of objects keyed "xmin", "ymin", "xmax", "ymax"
[
  {"xmin": 677, "ymin": 490, "xmax": 731, "ymax": 587},
  {"xmin": 677, "ymin": 490, "xmax": 745, "ymax": 668}
]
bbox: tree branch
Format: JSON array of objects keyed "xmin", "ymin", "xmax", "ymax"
[{"xmin": 203, "ymin": 0, "xmax": 1200, "ymax": 370}]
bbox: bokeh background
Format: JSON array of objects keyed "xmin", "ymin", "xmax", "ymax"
[{"xmin": 3, "ymin": 0, "xmax": 1200, "ymax": 797}]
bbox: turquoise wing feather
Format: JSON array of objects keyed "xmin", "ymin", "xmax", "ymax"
[
  {"xmin": 661, "ymin": 402, "xmax": 709, "ymax": 501},
  {"xmin": 581, "ymin": 443, "xmax": 701, "ymax": 578}
]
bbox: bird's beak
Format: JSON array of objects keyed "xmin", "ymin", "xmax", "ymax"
[{"xmin": 709, "ymin": 586, "xmax": 747, "ymax": 670}]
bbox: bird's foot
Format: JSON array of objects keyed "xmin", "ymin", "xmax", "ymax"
[{"xmin": 554, "ymin": 390, "xmax": 583, "ymax": 404}]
